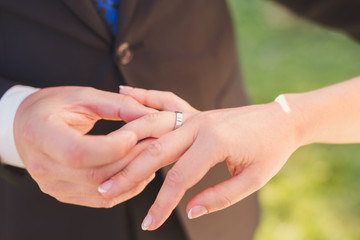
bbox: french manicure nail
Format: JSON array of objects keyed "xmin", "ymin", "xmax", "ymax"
[
  {"xmin": 119, "ymin": 85, "xmax": 133, "ymax": 92},
  {"xmin": 141, "ymin": 214, "xmax": 153, "ymax": 231},
  {"xmin": 98, "ymin": 179, "xmax": 113, "ymax": 193},
  {"xmin": 188, "ymin": 205, "xmax": 208, "ymax": 219}
]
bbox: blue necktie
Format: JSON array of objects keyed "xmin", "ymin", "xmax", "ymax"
[{"xmin": 93, "ymin": 0, "xmax": 119, "ymax": 36}]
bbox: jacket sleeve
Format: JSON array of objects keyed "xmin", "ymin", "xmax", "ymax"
[{"xmin": 272, "ymin": 0, "xmax": 360, "ymax": 42}]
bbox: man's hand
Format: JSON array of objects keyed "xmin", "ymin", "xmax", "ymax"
[
  {"xmin": 98, "ymin": 86, "xmax": 301, "ymax": 230},
  {"xmin": 13, "ymin": 86, "xmax": 156, "ymax": 207}
]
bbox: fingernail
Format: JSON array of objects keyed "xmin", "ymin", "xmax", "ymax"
[
  {"xmin": 188, "ymin": 205, "xmax": 208, "ymax": 219},
  {"xmin": 141, "ymin": 214, "xmax": 153, "ymax": 231},
  {"xmin": 119, "ymin": 85, "xmax": 133, "ymax": 92},
  {"xmin": 98, "ymin": 179, "xmax": 113, "ymax": 193}
]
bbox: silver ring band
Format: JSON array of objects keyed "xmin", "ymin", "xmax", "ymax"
[{"xmin": 174, "ymin": 111, "xmax": 183, "ymax": 130}]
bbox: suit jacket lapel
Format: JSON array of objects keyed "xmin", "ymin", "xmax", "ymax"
[
  {"xmin": 115, "ymin": 0, "xmax": 139, "ymax": 48},
  {"xmin": 62, "ymin": 0, "xmax": 112, "ymax": 44}
]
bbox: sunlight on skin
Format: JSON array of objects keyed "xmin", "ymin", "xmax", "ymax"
[{"xmin": 274, "ymin": 94, "xmax": 291, "ymax": 113}]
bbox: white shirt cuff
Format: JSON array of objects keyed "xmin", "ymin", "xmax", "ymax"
[{"xmin": 0, "ymin": 85, "xmax": 40, "ymax": 168}]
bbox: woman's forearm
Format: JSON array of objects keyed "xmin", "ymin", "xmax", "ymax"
[{"xmin": 277, "ymin": 76, "xmax": 360, "ymax": 146}]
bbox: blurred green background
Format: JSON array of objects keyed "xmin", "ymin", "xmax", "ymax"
[{"xmin": 227, "ymin": 0, "xmax": 360, "ymax": 239}]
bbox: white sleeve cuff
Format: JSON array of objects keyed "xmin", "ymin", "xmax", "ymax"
[{"xmin": 0, "ymin": 85, "xmax": 40, "ymax": 168}]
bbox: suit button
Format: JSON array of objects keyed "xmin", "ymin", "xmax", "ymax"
[{"xmin": 117, "ymin": 42, "xmax": 133, "ymax": 65}]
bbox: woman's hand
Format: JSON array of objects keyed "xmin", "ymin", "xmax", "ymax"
[{"xmin": 98, "ymin": 86, "xmax": 302, "ymax": 230}]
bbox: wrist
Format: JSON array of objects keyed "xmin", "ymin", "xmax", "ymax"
[
  {"xmin": 274, "ymin": 93, "xmax": 314, "ymax": 147},
  {"xmin": 0, "ymin": 85, "xmax": 39, "ymax": 168}
]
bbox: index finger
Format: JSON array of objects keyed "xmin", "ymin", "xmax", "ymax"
[
  {"xmin": 141, "ymin": 137, "xmax": 219, "ymax": 231},
  {"xmin": 76, "ymin": 88, "xmax": 157, "ymax": 122},
  {"xmin": 29, "ymin": 118, "xmax": 138, "ymax": 168},
  {"xmin": 97, "ymin": 124, "xmax": 196, "ymax": 198}
]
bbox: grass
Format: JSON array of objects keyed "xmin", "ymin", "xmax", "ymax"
[{"xmin": 227, "ymin": 0, "xmax": 360, "ymax": 239}]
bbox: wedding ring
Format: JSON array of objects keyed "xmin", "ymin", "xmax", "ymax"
[{"xmin": 174, "ymin": 111, "xmax": 183, "ymax": 130}]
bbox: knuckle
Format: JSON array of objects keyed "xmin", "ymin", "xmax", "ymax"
[
  {"xmin": 207, "ymin": 124, "xmax": 221, "ymax": 136},
  {"xmin": 55, "ymin": 197, "xmax": 117, "ymax": 209},
  {"xmin": 70, "ymin": 86, "xmax": 95, "ymax": 101},
  {"xmin": 22, "ymin": 121, "xmax": 35, "ymax": 142},
  {"xmin": 86, "ymin": 168, "xmax": 106, "ymax": 185},
  {"xmin": 147, "ymin": 89, "xmax": 156, "ymax": 97},
  {"xmin": 151, "ymin": 199, "xmax": 167, "ymax": 213},
  {"xmin": 54, "ymin": 197, "xmax": 70, "ymax": 205},
  {"xmin": 55, "ymin": 196, "xmax": 84, "ymax": 207},
  {"xmin": 118, "ymin": 167, "xmax": 137, "ymax": 184},
  {"xmin": 200, "ymin": 111, "xmax": 217, "ymax": 122},
  {"xmin": 211, "ymin": 185, "xmax": 233, "ymax": 209},
  {"xmin": 119, "ymin": 94, "xmax": 130, "ymax": 103},
  {"xmin": 165, "ymin": 91, "xmax": 176, "ymax": 99},
  {"xmin": 120, "ymin": 94, "xmax": 138, "ymax": 108},
  {"xmin": 165, "ymin": 168, "xmax": 184, "ymax": 189},
  {"xmin": 80, "ymin": 86, "xmax": 97, "ymax": 96},
  {"xmin": 143, "ymin": 112, "xmax": 160, "ymax": 123},
  {"xmin": 250, "ymin": 175, "xmax": 266, "ymax": 190},
  {"xmin": 145, "ymin": 140, "xmax": 163, "ymax": 157},
  {"xmin": 27, "ymin": 162, "xmax": 48, "ymax": 179},
  {"xmin": 86, "ymin": 86, "xmax": 97, "ymax": 92},
  {"xmin": 38, "ymin": 183, "xmax": 54, "ymax": 196},
  {"xmin": 215, "ymin": 193, "xmax": 233, "ymax": 210},
  {"xmin": 65, "ymin": 143, "xmax": 85, "ymax": 168},
  {"xmin": 101, "ymin": 199, "xmax": 116, "ymax": 208},
  {"xmin": 199, "ymin": 112, "xmax": 222, "ymax": 131},
  {"xmin": 202, "ymin": 124, "xmax": 225, "ymax": 146}
]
